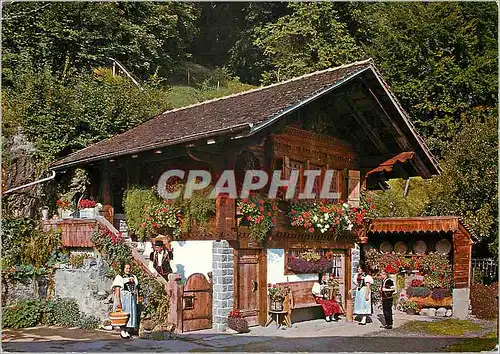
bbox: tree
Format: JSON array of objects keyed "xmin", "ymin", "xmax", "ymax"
[
  {"xmin": 368, "ymin": 178, "xmax": 431, "ymax": 218},
  {"xmin": 254, "ymin": 2, "xmax": 364, "ymax": 84},
  {"xmin": 2, "ymin": 2, "xmax": 200, "ymax": 81},
  {"xmin": 362, "ymin": 2, "xmax": 498, "ymax": 156},
  {"xmin": 424, "ymin": 107, "xmax": 498, "ymax": 253},
  {"xmin": 2, "ymin": 56, "xmax": 172, "ymax": 170}
]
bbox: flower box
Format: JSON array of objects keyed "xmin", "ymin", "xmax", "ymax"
[
  {"xmin": 79, "ymin": 207, "xmax": 97, "ymax": 219},
  {"xmin": 288, "ymin": 256, "xmax": 333, "ymax": 274},
  {"xmin": 408, "ymin": 295, "xmax": 452, "ymax": 308},
  {"xmin": 59, "ymin": 209, "xmax": 73, "ymax": 219},
  {"xmin": 227, "ymin": 317, "xmax": 249, "ymax": 333}
]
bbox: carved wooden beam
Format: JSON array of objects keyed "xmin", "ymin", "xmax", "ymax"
[
  {"xmin": 344, "ymin": 98, "xmax": 390, "ymax": 154},
  {"xmin": 361, "ymin": 84, "xmax": 432, "ymax": 178}
]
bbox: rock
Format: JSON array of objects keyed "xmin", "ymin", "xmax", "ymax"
[
  {"xmin": 420, "ymin": 308, "xmax": 428, "ymax": 316},
  {"xmin": 142, "ymin": 319, "xmax": 155, "ymax": 331},
  {"xmin": 164, "ymin": 323, "xmax": 175, "ymax": 332},
  {"xmin": 436, "ymin": 307, "xmax": 447, "ymax": 317},
  {"xmin": 427, "ymin": 308, "xmax": 437, "ymax": 317},
  {"xmin": 153, "ymin": 324, "xmax": 165, "ymax": 332},
  {"xmin": 84, "ymin": 258, "xmax": 97, "ymax": 268},
  {"xmin": 103, "ymin": 325, "xmax": 113, "ymax": 331},
  {"xmin": 445, "ymin": 309, "xmax": 453, "ymax": 317},
  {"xmin": 97, "ymin": 290, "xmax": 106, "ymax": 297},
  {"xmin": 139, "ymin": 329, "xmax": 153, "ymax": 339}
]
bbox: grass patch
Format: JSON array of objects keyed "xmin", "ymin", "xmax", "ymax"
[
  {"xmin": 443, "ymin": 331, "xmax": 498, "ymax": 352},
  {"xmin": 401, "ymin": 319, "xmax": 483, "ymax": 336}
]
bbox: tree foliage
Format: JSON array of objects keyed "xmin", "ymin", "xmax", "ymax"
[
  {"xmin": 424, "ymin": 107, "xmax": 498, "ymax": 252},
  {"xmin": 368, "ymin": 178, "xmax": 431, "ymax": 218},
  {"xmin": 254, "ymin": 2, "xmax": 363, "ymax": 84},
  {"xmin": 2, "ymin": 2, "xmax": 200, "ymax": 80},
  {"xmin": 3, "ymin": 58, "xmax": 171, "ymax": 167},
  {"xmin": 360, "ymin": 2, "xmax": 498, "ymax": 155}
]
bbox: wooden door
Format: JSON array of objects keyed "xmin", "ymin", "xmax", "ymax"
[
  {"xmin": 182, "ymin": 273, "xmax": 212, "ymax": 332},
  {"xmin": 235, "ymin": 249, "xmax": 265, "ymax": 326}
]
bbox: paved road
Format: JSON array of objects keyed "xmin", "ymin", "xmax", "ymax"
[{"xmin": 2, "ymin": 315, "xmax": 494, "ymax": 352}]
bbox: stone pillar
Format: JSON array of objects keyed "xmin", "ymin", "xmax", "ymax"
[
  {"xmin": 452, "ymin": 288, "xmax": 470, "ymax": 319},
  {"xmin": 212, "ymin": 240, "xmax": 235, "ymax": 332}
]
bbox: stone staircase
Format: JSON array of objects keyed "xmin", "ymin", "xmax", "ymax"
[{"xmin": 95, "ymin": 216, "xmax": 168, "ymax": 288}]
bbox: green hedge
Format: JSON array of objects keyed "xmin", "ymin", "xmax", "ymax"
[{"xmin": 2, "ymin": 298, "xmax": 100, "ymax": 329}]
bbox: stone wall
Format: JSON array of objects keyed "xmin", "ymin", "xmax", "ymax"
[
  {"xmin": 53, "ymin": 257, "xmax": 113, "ymax": 320},
  {"xmin": 2, "ymin": 257, "xmax": 113, "ymax": 321},
  {"xmin": 211, "ymin": 240, "xmax": 234, "ymax": 332},
  {"xmin": 1, "ymin": 277, "xmax": 49, "ymax": 306}
]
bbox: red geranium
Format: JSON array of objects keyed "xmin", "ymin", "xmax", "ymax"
[{"xmin": 78, "ymin": 199, "xmax": 97, "ymax": 209}]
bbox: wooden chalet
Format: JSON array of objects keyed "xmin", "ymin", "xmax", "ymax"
[{"xmin": 49, "ymin": 59, "xmax": 441, "ymax": 329}]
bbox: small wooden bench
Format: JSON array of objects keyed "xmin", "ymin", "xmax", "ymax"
[{"xmin": 275, "ymin": 280, "xmax": 322, "ymax": 327}]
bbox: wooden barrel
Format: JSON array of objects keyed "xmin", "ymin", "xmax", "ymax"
[{"xmin": 109, "ymin": 309, "xmax": 129, "ymax": 327}]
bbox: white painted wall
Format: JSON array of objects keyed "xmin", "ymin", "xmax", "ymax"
[
  {"xmin": 267, "ymin": 248, "xmax": 317, "ymax": 284},
  {"xmin": 142, "ymin": 241, "xmax": 213, "ymax": 281}
]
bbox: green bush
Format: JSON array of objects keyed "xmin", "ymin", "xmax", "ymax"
[
  {"xmin": 407, "ymin": 286, "xmax": 432, "ymax": 298},
  {"xmin": 2, "ymin": 299, "xmax": 45, "ymax": 328},
  {"xmin": 471, "ymin": 283, "xmax": 498, "ymax": 319},
  {"xmin": 44, "ymin": 298, "xmax": 82, "ymax": 327},
  {"xmin": 69, "ymin": 253, "xmax": 91, "ymax": 268},
  {"xmin": 78, "ymin": 314, "xmax": 101, "ymax": 329},
  {"xmin": 123, "ymin": 187, "xmax": 162, "ymax": 241}
]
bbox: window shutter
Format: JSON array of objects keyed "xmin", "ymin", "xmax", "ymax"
[
  {"xmin": 282, "ymin": 156, "xmax": 290, "ymax": 179},
  {"xmin": 348, "ymin": 170, "xmax": 361, "ymax": 207}
]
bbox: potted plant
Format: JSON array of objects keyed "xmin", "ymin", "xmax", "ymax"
[
  {"xmin": 401, "ymin": 299, "xmax": 420, "ymax": 315},
  {"xmin": 268, "ymin": 284, "xmax": 290, "ymax": 311},
  {"xmin": 78, "ymin": 199, "xmax": 98, "ymax": 218},
  {"xmin": 56, "ymin": 197, "xmax": 73, "ymax": 219},
  {"xmin": 227, "ymin": 310, "xmax": 249, "ymax": 333}
]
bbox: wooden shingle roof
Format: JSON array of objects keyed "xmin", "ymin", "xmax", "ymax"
[{"xmin": 50, "ymin": 58, "xmax": 439, "ymax": 177}]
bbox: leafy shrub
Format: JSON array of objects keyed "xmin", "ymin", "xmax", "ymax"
[
  {"xmin": 69, "ymin": 253, "xmax": 91, "ymax": 268},
  {"xmin": 407, "ymin": 286, "xmax": 431, "ymax": 298},
  {"xmin": 423, "ymin": 275, "xmax": 449, "ymax": 289},
  {"xmin": 431, "ymin": 287, "xmax": 451, "ymax": 300},
  {"xmin": 371, "ymin": 277, "xmax": 383, "ymax": 307},
  {"xmin": 44, "ymin": 297, "xmax": 81, "ymax": 327},
  {"xmin": 123, "ymin": 187, "xmax": 163, "ymax": 241},
  {"xmin": 2, "ymin": 299, "xmax": 45, "ymax": 328},
  {"xmin": 78, "ymin": 314, "xmax": 101, "ymax": 329},
  {"xmin": 470, "ymin": 283, "xmax": 498, "ymax": 319}
]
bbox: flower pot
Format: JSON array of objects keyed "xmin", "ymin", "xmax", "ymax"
[
  {"xmin": 270, "ymin": 299, "xmax": 284, "ymax": 311},
  {"xmin": 79, "ymin": 207, "xmax": 96, "ymax": 219},
  {"xmin": 406, "ymin": 309, "xmax": 417, "ymax": 315},
  {"xmin": 59, "ymin": 209, "xmax": 73, "ymax": 219},
  {"xmin": 227, "ymin": 317, "xmax": 249, "ymax": 333}
]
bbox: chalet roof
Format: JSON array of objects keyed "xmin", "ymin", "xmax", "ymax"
[
  {"xmin": 50, "ymin": 58, "xmax": 439, "ymax": 176},
  {"xmin": 368, "ymin": 216, "xmax": 476, "ymax": 241}
]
